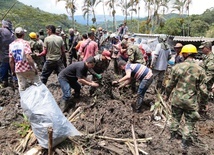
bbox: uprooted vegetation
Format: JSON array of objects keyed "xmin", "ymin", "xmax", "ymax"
[{"xmin": 0, "ymin": 64, "xmax": 213, "ymax": 155}]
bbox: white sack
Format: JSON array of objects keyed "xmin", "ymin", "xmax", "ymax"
[{"xmin": 20, "ymin": 84, "xmax": 80, "ymax": 148}]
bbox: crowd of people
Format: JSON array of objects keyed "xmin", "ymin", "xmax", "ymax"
[{"xmin": 0, "ymin": 19, "xmax": 213, "ymax": 150}]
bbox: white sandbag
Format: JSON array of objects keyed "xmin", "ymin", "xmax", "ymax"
[{"xmin": 20, "ymin": 84, "xmax": 80, "ymax": 149}]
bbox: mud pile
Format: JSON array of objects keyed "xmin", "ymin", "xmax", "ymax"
[{"xmin": 0, "ymin": 67, "xmax": 213, "ymax": 154}]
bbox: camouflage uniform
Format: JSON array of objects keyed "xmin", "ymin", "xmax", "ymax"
[
  {"xmin": 200, "ymin": 51, "xmax": 214, "ymax": 91},
  {"xmin": 165, "ymin": 59, "xmax": 208, "ymax": 141},
  {"xmin": 29, "ymin": 39, "xmax": 44, "ymax": 71},
  {"xmin": 127, "ymin": 44, "xmax": 145, "ymax": 64}
]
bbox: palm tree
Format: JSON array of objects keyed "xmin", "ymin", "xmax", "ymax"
[
  {"xmin": 171, "ymin": 0, "xmax": 185, "ymax": 15},
  {"xmin": 172, "ymin": 0, "xmax": 191, "ymax": 15},
  {"xmin": 102, "ymin": 0, "xmax": 107, "ymax": 30},
  {"xmin": 172, "ymin": 0, "xmax": 192, "ymax": 35},
  {"xmin": 82, "ymin": 0, "xmax": 101, "ymax": 27},
  {"xmin": 143, "ymin": 0, "xmax": 153, "ymax": 33},
  {"xmin": 105, "ymin": 0, "xmax": 117, "ymax": 32},
  {"xmin": 128, "ymin": 0, "xmax": 138, "ymax": 22},
  {"xmin": 143, "ymin": 0, "xmax": 170, "ymax": 33},
  {"xmin": 134, "ymin": 0, "xmax": 141, "ymax": 32},
  {"xmin": 56, "ymin": 0, "xmax": 77, "ymax": 28},
  {"xmin": 117, "ymin": 0, "xmax": 129, "ymax": 22}
]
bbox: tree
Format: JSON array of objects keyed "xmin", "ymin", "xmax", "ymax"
[
  {"xmin": 105, "ymin": 0, "xmax": 117, "ymax": 32},
  {"xmin": 56, "ymin": 0, "xmax": 77, "ymax": 29},
  {"xmin": 82, "ymin": 0, "xmax": 101, "ymax": 27},
  {"xmin": 154, "ymin": 17, "xmax": 183, "ymax": 35},
  {"xmin": 206, "ymin": 24, "xmax": 214, "ymax": 38},
  {"xmin": 190, "ymin": 19, "xmax": 209, "ymax": 37},
  {"xmin": 117, "ymin": 0, "xmax": 130, "ymax": 22},
  {"xmin": 101, "ymin": 0, "xmax": 107, "ymax": 30}
]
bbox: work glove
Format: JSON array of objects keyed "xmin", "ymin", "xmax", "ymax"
[{"xmin": 95, "ymin": 74, "xmax": 102, "ymax": 80}]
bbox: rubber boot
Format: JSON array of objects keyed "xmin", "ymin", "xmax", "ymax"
[
  {"xmin": 181, "ymin": 139, "xmax": 188, "ymax": 150},
  {"xmin": 156, "ymin": 80, "xmax": 162, "ymax": 91},
  {"xmin": 135, "ymin": 96, "xmax": 143, "ymax": 113}
]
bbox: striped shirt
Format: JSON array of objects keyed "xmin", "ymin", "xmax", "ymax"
[{"xmin": 125, "ymin": 63, "xmax": 153, "ymax": 80}]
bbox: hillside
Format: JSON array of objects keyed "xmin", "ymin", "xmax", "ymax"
[{"xmin": 0, "ymin": 0, "xmax": 86, "ymax": 34}]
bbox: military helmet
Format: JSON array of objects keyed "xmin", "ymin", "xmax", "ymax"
[
  {"xmin": 180, "ymin": 44, "xmax": 197, "ymax": 54},
  {"xmin": 29, "ymin": 32, "xmax": 37, "ymax": 39}
]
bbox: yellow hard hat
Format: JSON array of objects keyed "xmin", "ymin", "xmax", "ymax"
[
  {"xmin": 180, "ymin": 44, "xmax": 197, "ymax": 54},
  {"xmin": 91, "ymin": 28, "xmax": 96, "ymax": 31},
  {"xmin": 29, "ymin": 32, "xmax": 37, "ymax": 39}
]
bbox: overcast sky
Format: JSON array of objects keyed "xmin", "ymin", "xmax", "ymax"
[{"xmin": 17, "ymin": 0, "xmax": 213, "ymax": 17}]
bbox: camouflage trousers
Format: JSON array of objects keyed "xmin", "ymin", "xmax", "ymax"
[
  {"xmin": 170, "ymin": 106, "xmax": 200, "ymax": 140},
  {"xmin": 32, "ymin": 55, "xmax": 44, "ymax": 71}
]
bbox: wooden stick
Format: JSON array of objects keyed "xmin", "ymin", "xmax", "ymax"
[
  {"xmin": 125, "ymin": 142, "xmax": 135, "ymax": 155},
  {"xmin": 131, "ymin": 125, "xmax": 139, "ymax": 155},
  {"xmin": 129, "ymin": 142, "xmax": 148, "ymax": 155},
  {"xmin": 68, "ymin": 107, "xmax": 82, "ymax": 121},
  {"xmin": 15, "ymin": 130, "xmax": 33, "ymax": 152},
  {"xmin": 91, "ymin": 135, "xmax": 152, "ymax": 143},
  {"xmin": 48, "ymin": 127, "xmax": 53, "ymax": 155}
]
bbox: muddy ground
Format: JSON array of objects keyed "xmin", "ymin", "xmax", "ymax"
[{"xmin": 0, "ymin": 63, "xmax": 213, "ymax": 155}]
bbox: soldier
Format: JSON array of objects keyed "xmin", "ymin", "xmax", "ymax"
[
  {"xmin": 164, "ymin": 44, "xmax": 209, "ymax": 149},
  {"xmin": 38, "ymin": 29, "xmax": 45, "ymax": 42},
  {"xmin": 124, "ymin": 40, "xmax": 145, "ymax": 64},
  {"xmin": 199, "ymin": 42, "xmax": 214, "ymax": 95},
  {"xmin": 28, "ymin": 32, "xmax": 44, "ymax": 71},
  {"xmin": 68, "ymin": 28, "xmax": 79, "ymax": 64},
  {"xmin": 88, "ymin": 50, "xmax": 111, "ymax": 95}
]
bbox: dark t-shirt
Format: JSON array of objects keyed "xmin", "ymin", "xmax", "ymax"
[
  {"xmin": 58, "ymin": 61, "xmax": 88, "ymax": 82},
  {"xmin": 0, "ymin": 28, "xmax": 15, "ymax": 62}
]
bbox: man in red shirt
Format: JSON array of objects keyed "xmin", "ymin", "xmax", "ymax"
[{"xmin": 79, "ymin": 32, "xmax": 98, "ymax": 61}]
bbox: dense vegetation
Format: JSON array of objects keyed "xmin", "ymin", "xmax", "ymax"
[
  {"xmin": 1, "ymin": 0, "xmax": 214, "ymax": 37},
  {"xmin": 0, "ymin": 0, "xmax": 86, "ymax": 34}
]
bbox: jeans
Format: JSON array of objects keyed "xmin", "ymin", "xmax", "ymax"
[
  {"xmin": 41, "ymin": 59, "xmax": 65, "ymax": 84},
  {"xmin": 0, "ymin": 62, "xmax": 10, "ymax": 83},
  {"xmin": 137, "ymin": 76, "xmax": 153, "ymax": 98},
  {"xmin": 58, "ymin": 77, "xmax": 81, "ymax": 101}
]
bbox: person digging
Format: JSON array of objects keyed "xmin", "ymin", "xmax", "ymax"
[{"xmin": 112, "ymin": 60, "xmax": 153, "ymax": 113}]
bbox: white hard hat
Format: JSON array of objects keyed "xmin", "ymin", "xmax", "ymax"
[{"xmin": 110, "ymin": 33, "xmax": 116, "ymax": 38}]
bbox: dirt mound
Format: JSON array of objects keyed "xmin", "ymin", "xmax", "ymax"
[{"xmin": 0, "ymin": 67, "xmax": 213, "ymax": 155}]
